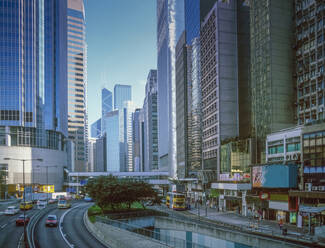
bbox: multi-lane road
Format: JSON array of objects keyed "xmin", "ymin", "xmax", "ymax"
[{"xmin": 0, "ymin": 201, "xmax": 108, "ymax": 248}]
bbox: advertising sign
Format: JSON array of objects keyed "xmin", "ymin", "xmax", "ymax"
[
  {"xmin": 290, "ymin": 212, "xmax": 297, "ymax": 224},
  {"xmin": 252, "ymin": 164, "xmax": 298, "ymax": 188},
  {"xmin": 252, "ymin": 167, "xmax": 263, "ymax": 187}
]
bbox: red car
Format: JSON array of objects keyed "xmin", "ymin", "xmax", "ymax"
[
  {"xmin": 45, "ymin": 215, "xmax": 58, "ymax": 227},
  {"xmin": 16, "ymin": 215, "xmax": 30, "ymax": 226}
]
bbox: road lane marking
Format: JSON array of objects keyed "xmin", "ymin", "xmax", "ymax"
[
  {"xmin": 59, "ymin": 204, "xmax": 81, "ymax": 248},
  {"xmin": 1, "ymin": 223, "xmax": 7, "ymax": 229}
]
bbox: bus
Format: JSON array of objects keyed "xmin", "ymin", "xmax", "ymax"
[
  {"xmin": 166, "ymin": 192, "xmax": 186, "ymax": 210},
  {"xmin": 57, "ymin": 199, "xmax": 71, "ymax": 209}
]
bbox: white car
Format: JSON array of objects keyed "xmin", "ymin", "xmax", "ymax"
[{"xmin": 5, "ymin": 206, "xmax": 20, "ymax": 215}]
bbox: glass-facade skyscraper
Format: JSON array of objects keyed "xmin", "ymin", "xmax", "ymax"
[
  {"xmin": 67, "ymin": 0, "xmax": 88, "ymax": 172},
  {"xmin": 101, "ymin": 88, "xmax": 112, "ymax": 117},
  {"xmin": 143, "ymin": 70, "xmax": 159, "ymax": 172},
  {"xmin": 200, "ymin": 1, "xmax": 250, "ymax": 175},
  {"xmin": 0, "ymin": 0, "xmax": 68, "ymax": 191},
  {"xmin": 113, "ymin": 84, "xmax": 131, "ymax": 172},
  {"xmin": 250, "ymin": 0, "xmax": 295, "ymax": 163},
  {"xmin": 103, "ymin": 110, "xmax": 120, "ymax": 172},
  {"xmin": 157, "ymin": 0, "xmax": 184, "ymax": 178},
  {"xmin": 90, "ymin": 118, "xmax": 101, "ymax": 138},
  {"xmin": 114, "ymin": 84, "xmax": 131, "ymax": 111}
]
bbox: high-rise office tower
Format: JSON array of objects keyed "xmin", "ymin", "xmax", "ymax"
[
  {"xmin": 200, "ymin": 0, "xmax": 250, "ymax": 174},
  {"xmin": 190, "ymin": 37, "xmax": 202, "ymax": 173},
  {"xmin": 114, "ymin": 84, "xmax": 132, "ymax": 110},
  {"xmin": 124, "ymin": 101, "xmax": 136, "ymax": 172},
  {"xmin": 157, "ymin": 0, "xmax": 184, "ymax": 178},
  {"xmin": 113, "ymin": 84, "xmax": 131, "ymax": 171},
  {"xmin": 250, "ymin": 0, "xmax": 295, "ymax": 163},
  {"xmin": 184, "ymin": 0, "xmax": 217, "ymax": 174},
  {"xmin": 132, "ymin": 109, "xmax": 142, "ymax": 172},
  {"xmin": 0, "ymin": 0, "xmax": 68, "ymax": 191},
  {"xmin": 87, "ymin": 137, "xmax": 96, "ymax": 172},
  {"xmin": 184, "ymin": 0, "xmax": 217, "ymax": 44},
  {"xmin": 67, "ymin": 0, "xmax": 87, "ymax": 172},
  {"xmin": 143, "ymin": 70, "xmax": 159, "ymax": 172},
  {"xmin": 90, "ymin": 118, "xmax": 101, "ymax": 138},
  {"xmin": 103, "ymin": 110, "xmax": 119, "ymax": 172},
  {"xmin": 295, "ymin": 1, "xmax": 325, "ymax": 124},
  {"xmin": 95, "ymin": 134, "xmax": 106, "ymax": 172},
  {"xmin": 139, "ymin": 109, "xmax": 145, "ymax": 172},
  {"xmin": 176, "ymin": 32, "xmax": 191, "ymax": 178},
  {"xmin": 102, "ymin": 88, "xmax": 113, "ymax": 116},
  {"xmin": 101, "ymin": 88, "xmax": 112, "ymax": 133}
]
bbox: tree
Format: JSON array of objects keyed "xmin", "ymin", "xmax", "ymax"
[{"xmin": 85, "ymin": 176, "xmax": 160, "ymax": 212}]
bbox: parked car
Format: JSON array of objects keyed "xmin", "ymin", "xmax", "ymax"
[
  {"xmin": 16, "ymin": 215, "xmax": 30, "ymax": 226},
  {"xmin": 5, "ymin": 206, "xmax": 20, "ymax": 215},
  {"xmin": 45, "ymin": 215, "xmax": 58, "ymax": 227}
]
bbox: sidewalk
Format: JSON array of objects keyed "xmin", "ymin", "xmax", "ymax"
[{"xmin": 187, "ymin": 206, "xmax": 305, "ymax": 237}]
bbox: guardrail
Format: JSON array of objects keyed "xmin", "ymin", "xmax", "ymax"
[{"xmin": 27, "ymin": 205, "xmax": 56, "ymax": 248}]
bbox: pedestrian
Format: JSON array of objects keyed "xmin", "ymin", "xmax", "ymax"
[{"xmin": 278, "ymin": 218, "xmax": 283, "ymax": 230}]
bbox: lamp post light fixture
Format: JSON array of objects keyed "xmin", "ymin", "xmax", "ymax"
[{"xmin": 3, "ymin": 157, "xmax": 43, "ymax": 247}]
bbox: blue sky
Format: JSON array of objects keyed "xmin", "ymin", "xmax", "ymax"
[{"xmin": 85, "ymin": 0, "xmax": 157, "ymax": 126}]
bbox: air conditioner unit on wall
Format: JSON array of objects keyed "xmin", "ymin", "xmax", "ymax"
[{"xmin": 305, "ymin": 183, "xmax": 312, "ymax": 191}]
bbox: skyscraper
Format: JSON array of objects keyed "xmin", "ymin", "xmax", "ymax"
[
  {"xmin": 0, "ymin": 0, "xmax": 68, "ymax": 191},
  {"xmin": 101, "ymin": 88, "xmax": 112, "ymax": 133},
  {"xmin": 113, "ymin": 84, "xmax": 131, "ymax": 172},
  {"xmin": 176, "ymin": 32, "xmax": 191, "ymax": 178},
  {"xmin": 132, "ymin": 109, "xmax": 142, "ymax": 172},
  {"xmin": 67, "ymin": 0, "xmax": 88, "ymax": 172},
  {"xmin": 184, "ymin": 0, "xmax": 217, "ymax": 174},
  {"xmin": 103, "ymin": 110, "xmax": 119, "ymax": 172},
  {"xmin": 250, "ymin": 0, "xmax": 295, "ymax": 163},
  {"xmin": 87, "ymin": 137, "xmax": 97, "ymax": 172},
  {"xmin": 157, "ymin": 0, "xmax": 185, "ymax": 178},
  {"xmin": 102, "ymin": 88, "xmax": 113, "ymax": 117},
  {"xmin": 90, "ymin": 118, "xmax": 101, "ymax": 138},
  {"xmin": 143, "ymin": 70, "xmax": 159, "ymax": 172},
  {"xmin": 114, "ymin": 84, "xmax": 132, "ymax": 110},
  {"xmin": 295, "ymin": 0, "xmax": 325, "ymax": 124},
  {"xmin": 200, "ymin": 0, "xmax": 250, "ymax": 174},
  {"xmin": 124, "ymin": 101, "xmax": 136, "ymax": 172}
]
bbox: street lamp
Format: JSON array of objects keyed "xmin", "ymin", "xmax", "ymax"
[
  {"xmin": 4, "ymin": 157, "xmax": 43, "ymax": 247},
  {"xmin": 36, "ymin": 165, "xmax": 57, "ymax": 204}
]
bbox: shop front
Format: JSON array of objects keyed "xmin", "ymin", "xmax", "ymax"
[{"xmin": 211, "ymin": 182, "xmax": 251, "ymax": 216}]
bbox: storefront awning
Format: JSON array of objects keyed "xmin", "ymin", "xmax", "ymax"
[
  {"xmin": 299, "ymin": 205, "xmax": 325, "ymax": 213},
  {"xmin": 289, "ymin": 190, "xmax": 325, "ymax": 199}
]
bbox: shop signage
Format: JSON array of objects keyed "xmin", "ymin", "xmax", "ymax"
[
  {"xmin": 259, "ymin": 192, "xmax": 270, "ymax": 200},
  {"xmin": 243, "ymin": 173, "xmax": 250, "ymax": 179},
  {"xmin": 285, "ymin": 153, "xmax": 301, "ymax": 161}
]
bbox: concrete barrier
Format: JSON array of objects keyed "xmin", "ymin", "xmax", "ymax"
[{"xmin": 83, "ymin": 211, "xmax": 169, "ymax": 248}]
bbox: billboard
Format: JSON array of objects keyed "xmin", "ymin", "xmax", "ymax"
[{"xmin": 252, "ymin": 164, "xmax": 298, "ymax": 188}]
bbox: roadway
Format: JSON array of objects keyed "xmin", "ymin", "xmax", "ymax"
[
  {"xmin": 34, "ymin": 202, "xmax": 107, "ymax": 248},
  {"xmin": 0, "ymin": 203, "xmax": 37, "ymax": 248}
]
